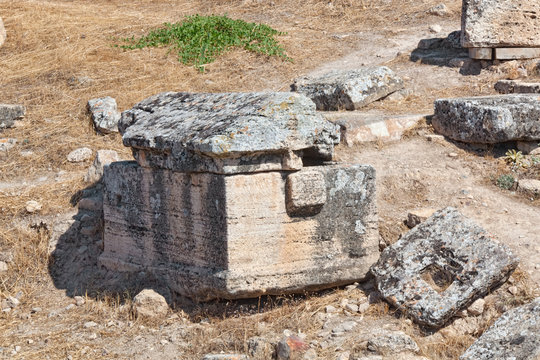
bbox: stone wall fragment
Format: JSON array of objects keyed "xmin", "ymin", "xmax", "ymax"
[
  {"xmin": 291, "ymin": 67, "xmax": 403, "ymax": 111},
  {"xmin": 432, "ymin": 94, "xmax": 540, "ymax": 144},
  {"xmin": 371, "ymin": 207, "xmax": 519, "ymax": 328}
]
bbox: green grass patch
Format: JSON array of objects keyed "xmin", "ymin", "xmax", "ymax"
[{"xmin": 118, "ymin": 14, "xmax": 292, "ymax": 72}]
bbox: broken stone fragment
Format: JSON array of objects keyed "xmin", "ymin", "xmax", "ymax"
[
  {"xmin": 67, "ymin": 147, "xmax": 92, "ymax": 163},
  {"xmin": 367, "ymin": 330, "xmax": 420, "ymax": 356},
  {"xmin": 87, "ymin": 97, "xmax": 121, "ymax": 134},
  {"xmin": 119, "ymin": 92, "xmax": 340, "ymax": 174},
  {"xmin": 460, "ymin": 297, "xmax": 540, "ymax": 360},
  {"xmin": 101, "ymin": 161, "xmax": 379, "ymax": 301},
  {"xmin": 461, "ymin": 0, "xmax": 540, "ymax": 48},
  {"xmin": 518, "ymin": 179, "xmax": 540, "ymax": 198},
  {"xmin": 432, "ymin": 95, "xmax": 540, "ymax": 144},
  {"xmin": 84, "ymin": 149, "xmax": 119, "ymax": 183},
  {"xmin": 291, "ymin": 67, "xmax": 404, "ymax": 111},
  {"xmin": 371, "ymin": 207, "xmax": 519, "ymax": 328},
  {"xmin": 0, "ymin": 104, "xmax": 25, "ymax": 129},
  {"xmin": 132, "ymin": 289, "xmax": 168, "ymax": 319},
  {"xmin": 0, "ymin": 138, "xmax": 17, "ymax": 152},
  {"xmin": 406, "ymin": 208, "xmax": 436, "ymax": 228}
]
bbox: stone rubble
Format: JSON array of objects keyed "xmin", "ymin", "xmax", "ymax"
[
  {"xmin": 371, "ymin": 207, "xmax": 519, "ymax": 327},
  {"xmin": 366, "ymin": 330, "xmax": 419, "ymax": 356},
  {"xmin": 0, "ymin": 104, "xmax": 25, "ymax": 129},
  {"xmin": 432, "ymin": 94, "xmax": 540, "ymax": 144},
  {"xmin": 87, "ymin": 97, "xmax": 121, "ymax": 134},
  {"xmin": 495, "ymin": 80, "xmax": 540, "ymax": 94},
  {"xmin": 67, "ymin": 147, "xmax": 92, "ymax": 163},
  {"xmin": 518, "ymin": 179, "xmax": 540, "ymax": 198},
  {"xmin": 132, "ymin": 289, "xmax": 169, "ymax": 319},
  {"xmin": 406, "ymin": 208, "xmax": 436, "ymax": 228},
  {"xmin": 460, "ymin": 297, "xmax": 540, "ymax": 360},
  {"xmin": 0, "ymin": 138, "xmax": 17, "ymax": 152},
  {"xmin": 84, "ymin": 149, "xmax": 119, "ymax": 183},
  {"xmin": 291, "ymin": 67, "xmax": 403, "ymax": 111},
  {"xmin": 427, "ymin": 4, "xmax": 449, "ymax": 17}
]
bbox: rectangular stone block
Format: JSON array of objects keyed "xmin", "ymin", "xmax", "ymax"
[
  {"xmin": 462, "ymin": 0, "xmax": 540, "ymax": 48},
  {"xmin": 100, "ymin": 161, "xmax": 379, "ymax": 301},
  {"xmin": 495, "ymin": 47, "xmax": 540, "ymax": 60},
  {"xmin": 468, "ymin": 48, "xmax": 492, "ymax": 60},
  {"xmin": 495, "ymin": 80, "xmax": 540, "ymax": 95}
]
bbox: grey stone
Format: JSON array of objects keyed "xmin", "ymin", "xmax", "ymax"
[
  {"xmin": 367, "ymin": 330, "xmax": 419, "ymax": 355},
  {"xmin": 0, "ymin": 138, "xmax": 16, "ymax": 152},
  {"xmin": 461, "ymin": 0, "xmax": 540, "ymax": 48},
  {"xmin": 132, "ymin": 289, "xmax": 169, "ymax": 319},
  {"xmin": 84, "ymin": 149, "xmax": 119, "ymax": 183},
  {"xmin": 460, "ymin": 297, "xmax": 540, "ymax": 360},
  {"xmin": 432, "ymin": 95, "xmax": 540, "ymax": 144},
  {"xmin": 67, "ymin": 147, "xmax": 92, "ymax": 163},
  {"xmin": 0, "ymin": 17, "xmax": 5, "ymax": 47},
  {"xmin": 0, "ymin": 105, "xmax": 25, "ymax": 129},
  {"xmin": 427, "ymin": 4, "xmax": 449, "ymax": 16},
  {"xmin": 119, "ymin": 92, "xmax": 340, "ymax": 174},
  {"xmin": 87, "ymin": 97, "xmax": 121, "ymax": 134},
  {"xmin": 518, "ymin": 179, "xmax": 540, "ymax": 198},
  {"xmin": 100, "ymin": 161, "xmax": 379, "ymax": 301},
  {"xmin": 277, "ymin": 335, "xmax": 309, "ymax": 360},
  {"xmin": 495, "ymin": 80, "xmax": 540, "ymax": 95},
  {"xmin": 371, "ymin": 207, "xmax": 519, "ymax": 328},
  {"xmin": 286, "ymin": 169, "xmax": 326, "ymax": 216},
  {"xmin": 406, "ymin": 208, "xmax": 436, "ymax": 228},
  {"xmin": 291, "ymin": 67, "xmax": 403, "ymax": 111},
  {"xmin": 202, "ymin": 355, "xmax": 248, "ymax": 360},
  {"xmin": 495, "ymin": 48, "xmax": 540, "ymax": 60},
  {"xmin": 247, "ymin": 337, "xmax": 275, "ymax": 359}
]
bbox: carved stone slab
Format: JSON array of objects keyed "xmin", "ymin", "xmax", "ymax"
[
  {"xmin": 371, "ymin": 207, "xmax": 519, "ymax": 327},
  {"xmin": 119, "ymin": 92, "xmax": 340, "ymax": 174}
]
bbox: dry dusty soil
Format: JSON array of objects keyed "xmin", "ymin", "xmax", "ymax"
[{"xmin": 0, "ymin": 0, "xmax": 539, "ymax": 359}]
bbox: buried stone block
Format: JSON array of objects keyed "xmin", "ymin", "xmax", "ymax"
[
  {"xmin": 432, "ymin": 94, "xmax": 540, "ymax": 144},
  {"xmin": 371, "ymin": 207, "xmax": 519, "ymax": 328},
  {"xmin": 101, "ymin": 91, "xmax": 379, "ymax": 300},
  {"xmin": 291, "ymin": 67, "xmax": 403, "ymax": 111},
  {"xmin": 460, "ymin": 297, "xmax": 540, "ymax": 360}
]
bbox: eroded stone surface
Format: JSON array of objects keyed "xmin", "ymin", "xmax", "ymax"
[
  {"xmin": 291, "ymin": 67, "xmax": 403, "ymax": 111},
  {"xmin": 460, "ymin": 297, "xmax": 540, "ymax": 360},
  {"xmin": 432, "ymin": 95, "xmax": 540, "ymax": 144},
  {"xmin": 87, "ymin": 97, "xmax": 121, "ymax": 134},
  {"xmin": 461, "ymin": 0, "xmax": 540, "ymax": 48},
  {"xmin": 100, "ymin": 161, "xmax": 378, "ymax": 301},
  {"xmin": 119, "ymin": 92, "xmax": 340, "ymax": 174},
  {"xmin": 495, "ymin": 80, "xmax": 540, "ymax": 94},
  {"xmin": 367, "ymin": 330, "xmax": 419, "ymax": 355},
  {"xmin": 0, "ymin": 104, "xmax": 25, "ymax": 129},
  {"xmin": 371, "ymin": 207, "xmax": 519, "ymax": 327}
]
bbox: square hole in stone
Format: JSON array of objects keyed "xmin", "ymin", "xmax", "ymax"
[{"xmin": 420, "ymin": 264, "xmax": 456, "ymax": 293}]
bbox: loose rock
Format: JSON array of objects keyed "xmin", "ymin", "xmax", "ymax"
[
  {"xmin": 84, "ymin": 149, "xmax": 119, "ymax": 183},
  {"xmin": 25, "ymin": 200, "xmax": 42, "ymax": 213},
  {"xmin": 0, "ymin": 261, "xmax": 7, "ymax": 272},
  {"xmin": 87, "ymin": 97, "xmax": 121, "ymax": 134},
  {"xmin": 432, "ymin": 95, "xmax": 540, "ymax": 144},
  {"xmin": 406, "ymin": 208, "xmax": 436, "ymax": 228},
  {"xmin": 460, "ymin": 297, "xmax": 540, "ymax": 360},
  {"xmin": 467, "ymin": 298, "xmax": 485, "ymax": 316},
  {"xmin": 429, "ymin": 25, "xmax": 442, "ymax": 34},
  {"xmin": 277, "ymin": 335, "xmax": 309, "ymax": 360},
  {"xmin": 427, "ymin": 4, "xmax": 449, "ymax": 16},
  {"xmin": 518, "ymin": 179, "xmax": 540, "ymax": 198},
  {"xmin": 292, "ymin": 67, "xmax": 403, "ymax": 111},
  {"xmin": 0, "ymin": 104, "xmax": 25, "ymax": 129},
  {"xmin": 367, "ymin": 330, "xmax": 419, "ymax": 355},
  {"xmin": 132, "ymin": 289, "xmax": 169, "ymax": 319},
  {"xmin": 67, "ymin": 147, "xmax": 92, "ymax": 163},
  {"xmin": 371, "ymin": 207, "xmax": 519, "ymax": 327},
  {"xmin": 495, "ymin": 80, "xmax": 540, "ymax": 95},
  {"xmin": 0, "ymin": 138, "xmax": 17, "ymax": 152}
]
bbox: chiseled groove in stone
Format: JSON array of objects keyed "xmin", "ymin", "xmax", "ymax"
[
  {"xmin": 119, "ymin": 92, "xmax": 340, "ymax": 174},
  {"xmin": 432, "ymin": 94, "xmax": 540, "ymax": 144},
  {"xmin": 371, "ymin": 207, "xmax": 519, "ymax": 328}
]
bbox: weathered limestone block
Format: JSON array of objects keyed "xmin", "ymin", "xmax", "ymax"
[
  {"xmin": 371, "ymin": 207, "xmax": 519, "ymax": 328},
  {"xmin": 461, "ymin": 0, "xmax": 540, "ymax": 48},
  {"xmin": 323, "ymin": 112, "xmax": 427, "ymax": 145},
  {"xmin": 0, "ymin": 104, "xmax": 25, "ymax": 129},
  {"xmin": 100, "ymin": 161, "xmax": 379, "ymax": 301},
  {"xmin": 432, "ymin": 95, "xmax": 540, "ymax": 144},
  {"xmin": 495, "ymin": 80, "xmax": 540, "ymax": 94},
  {"xmin": 119, "ymin": 92, "xmax": 340, "ymax": 174},
  {"xmin": 460, "ymin": 297, "xmax": 540, "ymax": 360},
  {"xmin": 291, "ymin": 67, "xmax": 403, "ymax": 111},
  {"xmin": 87, "ymin": 97, "xmax": 121, "ymax": 134}
]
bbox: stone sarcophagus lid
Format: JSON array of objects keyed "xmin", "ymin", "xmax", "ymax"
[{"xmin": 99, "ymin": 92, "xmax": 379, "ymax": 301}]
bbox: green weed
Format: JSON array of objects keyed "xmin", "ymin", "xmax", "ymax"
[
  {"xmin": 496, "ymin": 174, "xmax": 515, "ymax": 190},
  {"xmin": 118, "ymin": 14, "xmax": 292, "ymax": 72}
]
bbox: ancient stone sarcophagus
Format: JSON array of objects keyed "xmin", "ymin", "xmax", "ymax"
[{"xmin": 99, "ymin": 92, "xmax": 379, "ymax": 301}]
